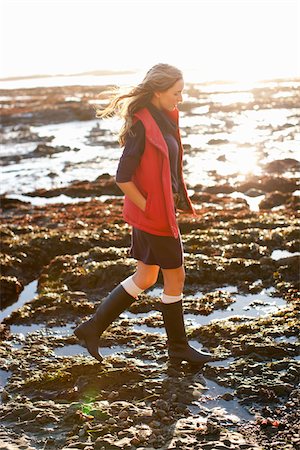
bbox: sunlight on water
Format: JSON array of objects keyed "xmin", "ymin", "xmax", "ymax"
[
  {"xmin": 271, "ymin": 250, "xmax": 300, "ymax": 260},
  {"xmin": 217, "ymin": 148, "xmax": 260, "ymax": 177},
  {"xmin": 1, "ymin": 78, "xmax": 299, "ymax": 200},
  {"xmin": 0, "ymin": 73, "xmax": 142, "ymax": 90},
  {"xmin": 210, "ymin": 92, "xmax": 254, "ymax": 105},
  {"xmin": 229, "ymin": 192, "xmax": 265, "ymax": 211}
]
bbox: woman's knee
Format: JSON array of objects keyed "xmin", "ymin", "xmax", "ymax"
[
  {"xmin": 162, "ymin": 266, "xmax": 185, "ymax": 294},
  {"xmin": 132, "ymin": 263, "xmax": 159, "ymax": 290}
]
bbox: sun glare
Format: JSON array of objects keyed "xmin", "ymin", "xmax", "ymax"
[{"xmin": 229, "ymin": 150, "xmax": 260, "ymax": 176}]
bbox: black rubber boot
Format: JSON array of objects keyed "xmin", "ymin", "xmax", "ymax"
[
  {"xmin": 74, "ymin": 284, "xmax": 135, "ymax": 362},
  {"xmin": 161, "ymin": 300, "xmax": 213, "ymax": 366}
]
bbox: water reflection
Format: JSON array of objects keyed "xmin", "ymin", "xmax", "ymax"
[
  {"xmin": 1, "ymin": 80, "xmax": 299, "ymax": 199},
  {"xmin": 53, "ymin": 344, "xmax": 131, "ymax": 357},
  {"xmin": 210, "ymin": 92, "xmax": 254, "ymax": 105},
  {"xmin": 229, "ymin": 192, "xmax": 265, "ymax": 211},
  {"xmin": 271, "ymin": 249, "xmax": 300, "ymax": 260},
  {"xmin": 185, "ymin": 288, "xmax": 286, "ymax": 327},
  {"xmin": 0, "ymin": 370, "xmax": 11, "ymax": 388},
  {"xmin": 0, "ymin": 280, "xmax": 38, "ymax": 322}
]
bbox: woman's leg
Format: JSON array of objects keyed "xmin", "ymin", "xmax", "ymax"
[
  {"xmin": 74, "ymin": 260, "xmax": 159, "ymax": 362},
  {"xmin": 161, "ymin": 265, "xmax": 185, "ymax": 297},
  {"xmin": 132, "ymin": 260, "xmax": 160, "ymax": 291},
  {"xmin": 160, "ymin": 265, "xmax": 213, "ymax": 366}
]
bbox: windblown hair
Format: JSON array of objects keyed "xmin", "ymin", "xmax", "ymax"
[{"xmin": 95, "ymin": 63, "xmax": 182, "ymax": 146}]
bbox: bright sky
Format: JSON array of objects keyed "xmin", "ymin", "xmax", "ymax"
[{"xmin": 1, "ymin": 0, "xmax": 299, "ymax": 82}]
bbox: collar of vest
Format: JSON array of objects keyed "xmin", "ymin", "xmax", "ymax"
[
  {"xmin": 134, "ymin": 107, "xmax": 179, "ymax": 156},
  {"xmin": 162, "ymin": 107, "xmax": 179, "ymax": 125}
]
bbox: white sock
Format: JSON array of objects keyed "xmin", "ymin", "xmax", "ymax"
[
  {"xmin": 121, "ymin": 275, "xmax": 144, "ymax": 299},
  {"xmin": 161, "ymin": 292, "xmax": 183, "ymax": 304}
]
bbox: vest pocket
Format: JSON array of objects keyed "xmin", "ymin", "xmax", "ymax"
[
  {"xmin": 145, "ymin": 193, "xmax": 152, "ymax": 218},
  {"xmin": 144, "ymin": 193, "xmax": 169, "ymax": 228}
]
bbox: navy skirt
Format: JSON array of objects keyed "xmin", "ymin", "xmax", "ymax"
[{"xmin": 129, "ymin": 226, "xmax": 183, "ymax": 269}]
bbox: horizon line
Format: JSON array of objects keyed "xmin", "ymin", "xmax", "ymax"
[{"xmin": 0, "ymin": 69, "xmax": 299, "ymax": 86}]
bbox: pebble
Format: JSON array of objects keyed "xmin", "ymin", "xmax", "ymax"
[
  {"xmin": 118, "ymin": 410, "xmax": 128, "ymax": 419},
  {"xmin": 155, "ymin": 409, "xmax": 166, "ymax": 418},
  {"xmin": 107, "ymin": 391, "xmax": 119, "ymax": 400},
  {"xmin": 107, "ymin": 417, "xmax": 116, "ymax": 425},
  {"xmin": 130, "ymin": 437, "xmax": 140, "ymax": 446},
  {"xmin": 1, "ymin": 389, "xmax": 10, "ymax": 402}
]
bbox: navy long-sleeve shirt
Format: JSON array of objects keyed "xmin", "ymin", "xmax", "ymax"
[{"xmin": 116, "ymin": 103, "xmax": 180, "ymax": 193}]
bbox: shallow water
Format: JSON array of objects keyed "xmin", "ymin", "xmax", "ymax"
[
  {"xmin": 1, "ymin": 79, "xmax": 299, "ymax": 200},
  {"xmin": 0, "ymin": 280, "xmax": 38, "ymax": 323},
  {"xmin": 186, "ymin": 371, "xmax": 254, "ymax": 421},
  {"xmin": 183, "ymin": 342, "xmax": 254, "ymax": 420},
  {"xmin": 0, "ymin": 370, "xmax": 11, "ymax": 388},
  {"xmin": 53, "ymin": 343, "xmax": 131, "ymax": 357},
  {"xmin": 189, "ymin": 293, "xmax": 285, "ymax": 326},
  {"xmin": 2, "ymin": 280, "xmax": 294, "ymax": 423},
  {"xmin": 132, "ymin": 323, "xmax": 165, "ymax": 335},
  {"xmin": 271, "ymin": 249, "xmax": 300, "ymax": 260},
  {"xmin": 228, "ymin": 191, "xmax": 265, "ymax": 212},
  {"xmin": 5, "ymin": 282, "xmax": 287, "ymax": 339},
  {"xmin": 274, "ymin": 335, "xmax": 298, "ymax": 344},
  {"xmin": 10, "ymin": 323, "xmax": 47, "ymax": 335},
  {"xmin": 146, "ymin": 285, "xmax": 287, "ymax": 327},
  {"xmin": 0, "ymin": 369, "xmax": 12, "ymax": 406},
  {"xmin": 7, "ymin": 193, "xmax": 119, "ymax": 207}
]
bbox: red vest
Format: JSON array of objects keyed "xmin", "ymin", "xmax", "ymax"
[{"xmin": 122, "ymin": 107, "xmax": 196, "ymax": 238}]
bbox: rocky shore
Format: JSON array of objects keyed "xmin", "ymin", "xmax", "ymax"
[{"xmin": 0, "ymin": 79, "xmax": 299, "ymax": 449}]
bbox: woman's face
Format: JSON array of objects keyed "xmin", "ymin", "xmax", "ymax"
[{"xmin": 152, "ymin": 78, "xmax": 184, "ymax": 111}]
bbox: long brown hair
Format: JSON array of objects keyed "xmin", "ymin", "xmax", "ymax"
[{"xmin": 95, "ymin": 63, "xmax": 182, "ymax": 146}]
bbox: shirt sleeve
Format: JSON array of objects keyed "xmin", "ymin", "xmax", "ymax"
[{"xmin": 115, "ymin": 120, "xmax": 145, "ymax": 183}]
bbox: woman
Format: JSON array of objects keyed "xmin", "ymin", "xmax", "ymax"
[{"xmin": 74, "ymin": 63, "xmax": 213, "ymax": 366}]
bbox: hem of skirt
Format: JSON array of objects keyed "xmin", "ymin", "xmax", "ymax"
[{"xmin": 130, "ymin": 253, "xmax": 183, "ymax": 270}]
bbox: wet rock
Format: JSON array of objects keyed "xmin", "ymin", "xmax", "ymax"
[
  {"xmin": 33, "ymin": 143, "xmax": 80, "ymax": 157},
  {"xmin": 0, "ymin": 324, "xmax": 10, "ymax": 340},
  {"xmin": 206, "ymin": 418, "xmax": 221, "ymax": 435},
  {"xmin": 0, "ymin": 124, "xmax": 54, "ymax": 145},
  {"xmin": 244, "ymin": 188, "xmax": 265, "ymax": 197},
  {"xmin": 259, "ymin": 191, "xmax": 292, "ymax": 209},
  {"xmin": 26, "ymin": 173, "xmax": 122, "ymax": 198},
  {"xmin": 221, "ymin": 242, "xmax": 269, "ymax": 259},
  {"xmin": 1, "ymin": 389, "xmax": 10, "ymax": 402},
  {"xmin": 237, "ymin": 176, "xmax": 298, "ymax": 194},
  {"xmin": 263, "ymin": 158, "xmax": 300, "ymax": 174},
  {"xmin": 208, "ymin": 139, "xmax": 229, "ymax": 145},
  {"xmin": 221, "ymin": 392, "xmax": 235, "ymax": 401},
  {"xmin": 204, "ymin": 184, "xmax": 235, "ymax": 194},
  {"xmin": 0, "ymin": 275, "xmax": 23, "ymax": 306},
  {"xmin": 0, "ymin": 196, "xmax": 31, "ymax": 210},
  {"xmin": 275, "ymin": 255, "xmax": 300, "ymax": 284}
]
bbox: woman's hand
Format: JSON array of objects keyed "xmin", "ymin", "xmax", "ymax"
[{"xmin": 116, "ymin": 181, "xmax": 147, "ymax": 212}]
